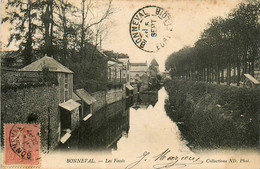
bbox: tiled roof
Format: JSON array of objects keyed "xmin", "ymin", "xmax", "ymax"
[{"xmin": 20, "ymin": 56, "xmax": 73, "ymax": 73}]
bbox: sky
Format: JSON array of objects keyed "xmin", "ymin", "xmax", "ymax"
[
  {"xmin": 102, "ymin": 0, "xmax": 242, "ymax": 71},
  {"xmin": 0, "ymin": 0, "xmax": 242, "ymax": 71}
]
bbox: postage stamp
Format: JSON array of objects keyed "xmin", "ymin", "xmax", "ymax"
[
  {"xmin": 129, "ymin": 6, "xmax": 173, "ymax": 52},
  {"xmin": 4, "ymin": 124, "xmax": 40, "ymax": 165}
]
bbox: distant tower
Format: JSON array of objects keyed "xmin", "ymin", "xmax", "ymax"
[{"xmin": 150, "ymin": 58, "xmax": 159, "ymax": 71}]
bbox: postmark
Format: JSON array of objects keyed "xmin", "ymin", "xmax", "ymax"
[
  {"xmin": 4, "ymin": 124, "xmax": 40, "ymax": 165},
  {"xmin": 129, "ymin": 6, "xmax": 173, "ymax": 52}
]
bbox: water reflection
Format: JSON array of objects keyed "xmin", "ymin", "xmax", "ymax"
[
  {"xmin": 59, "ymin": 90, "xmax": 160, "ymax": 152},
  {"xmin": 132, "ymin": 91, "xmax": 158, "ymax": 110},
  {"xmin": 113, "ymin": 88, "xmax": 191, "ymax": 156},
  {"xmin": 59, "ymin": 88, "xmax": 192, "ymax": 156},
  {"xmin": 62, "ymin": 100, "xmax": 129, "ymax": 152}
]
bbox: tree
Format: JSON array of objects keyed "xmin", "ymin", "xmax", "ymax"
[
  {"xmin": 165, "ymin": 1, "xmax": 260, "ymax": 86},
  {"xmin": 40, "ymin": 0, "xmax": 55, "ymax": 57},
  {"xmin": 2, "ymin": 0, "xmax": 40, "ymax": 66},
  {"xmin": 55, "ymin": 0, "xmax": 78, "ymax": 60},
  {"xmin": 79, "ymin": 0, "xmax": 114, "ymax": 52}
]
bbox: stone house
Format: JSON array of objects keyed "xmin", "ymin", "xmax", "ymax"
[
  {"xmin": 19, "ymin": 55, "xmax": 80, "ymax": 144},
  {"xmin": 1, "ymin": 69, "xmax": 60, "ymax": 150}
]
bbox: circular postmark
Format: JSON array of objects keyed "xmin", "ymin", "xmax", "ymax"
[
  {"xmin": 9, "ymin": 124, "xmax": 40, "ymax": 160},
  {"xmin": 129, "ymin": 6, "xmax": 173, "ymax": 52}
]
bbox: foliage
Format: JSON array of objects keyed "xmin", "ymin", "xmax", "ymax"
[
  {"xmin": 165, "ymin": 80, "xmax": 260, "ymax": 150},
  {"xmin": 2, "ymin": 0, "xmax": 114, "ymax": 66},
  {"xmin": 165, "ymin": 1, "xmax": 260, "ymax": 85},
  {"xmin": 60, "ymin": 43, "xmax": 108, "ymax": 93},
  {"xmin": 2, "ymin": 0, "xmax": 41, "ymax": 66}
]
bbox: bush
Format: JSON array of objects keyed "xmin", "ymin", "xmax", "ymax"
[{"xmin": 165, "ymin": 80, "xmax": 260, "ymax": 150}]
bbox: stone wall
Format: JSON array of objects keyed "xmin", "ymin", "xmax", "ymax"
[
  {"xmin": 91, "ymin": 91, "xmax": 106, "ymax": 113},
  {"xmin": 1, "ymin": 84, "xmax": 60, "ymax": 151},
  {"xmin": 106, "ymin": 87, "xmax": 124, "ymax": 105},
  {"xmin": 90, "ymin": 87, "xmax": 126, "ymax": 113}
]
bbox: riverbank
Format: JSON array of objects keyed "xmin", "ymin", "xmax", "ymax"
[{"xmin": 164, "ymin": 80, "xmax": 260, "ymax": 150}]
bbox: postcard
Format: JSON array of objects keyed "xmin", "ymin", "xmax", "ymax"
[{"xmin": 1, "ymin": 0, "xmax": 259, "ymax": 168}]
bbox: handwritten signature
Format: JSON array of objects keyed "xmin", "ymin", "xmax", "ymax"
[{"xmin": 125, "ymin": 148, "xmax": 203, "ymax": 169}]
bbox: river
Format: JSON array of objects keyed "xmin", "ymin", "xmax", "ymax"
[
  {"xmin": 50, "ymin": 87, "xmax": 259, "ymax": 168},
  {"xmin": 59, "ymin": 87, "xmax": 192, "ymax": 156}
]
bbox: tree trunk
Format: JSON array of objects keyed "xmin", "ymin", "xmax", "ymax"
[
  {"xmin": 80, "ymin": 0, "xmax": 85, "ymax": 51},
  {"xmin": 243, "ymin": 48, "xmax": 248, "ymax": 74},
  {"xmin": 227, "ymin": 62, "xmax": 231, "ymax": 85},
  {"xmin": 217, "ymin": 64, "xmax": 220, "ymax": 84},
  {"xmin": 62, "ymin": 1, "xmax": 68, "ymax": 60},
  {"xmin": 237, "ymin": 62, "xmax": 240, "ymax": 86},
  {"xmin": 43, "ymin": 0, "xmax": 54, "ymax": 57},
  {"xmin": 23, "ymin": 0, "xmax": 33, "ymax": 66},
  {"xmin": 206, "ymin": 66, "xmax": 209, "ymax": 83},
  {"xmin": 233, "ymin": 65, "xmax": 236, "ymax": 84}
]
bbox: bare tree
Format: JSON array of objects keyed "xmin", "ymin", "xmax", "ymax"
[{"xmin": 79, "ymin": 0, "xmax": 114, "ymax": 51}]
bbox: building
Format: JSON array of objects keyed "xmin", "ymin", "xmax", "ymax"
[
  {"xmin": 75, "ymin": 89, "xmax": 96, "ymax": 121},
  {"xmin": 117, "ymin": 54, "xmax": 134, "ymax": 97},
  {"xmin": 149, "ymin": 58, "xmax": 159, "ymax": 77},
  {"xmin": 150, "ymin": 58, "xmax": 159, "ymax": 69},
  {"xmin": 117, "ymin": 55, "xmax": 131, "ymax": 84},
  {"xmin": 19, "ymin": 55, "xmax": 80, "ymax": 145},
  {"xmin": 107, "ymin": 57, "xmax": 125, "ymax": 104},
  {"xmin": 130, "ymin": 61, "xmax": 148, "ymax": 82}
]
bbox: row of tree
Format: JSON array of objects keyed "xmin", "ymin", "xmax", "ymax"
[
  {"xmin": 165, "ymin": 1, "xmax": 260, "ymax": 86},
  {"xmin": 2, "ymin": 0, "xmax": 114, "ymax": 66}
]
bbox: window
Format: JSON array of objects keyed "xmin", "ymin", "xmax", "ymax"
[
  {"xmin": 115, "ymin": 68, "xmax": 117, "ymax": 80},
  {"xmin": 64, "ymin": 74, "xmax": 69, "ymax": 101},
  {"xmin": 108, "ymin": 68, "xmax": 111, "ymax": 80},
  {"xmin": 65, "ymin": 74, "xmax": 68, "ymax": 88},
  {"xmin": 120, "ymin": 69, "xmax": 122, "ymax": 82}
]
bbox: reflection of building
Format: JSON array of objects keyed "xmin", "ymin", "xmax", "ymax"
[
  {"xmin": 132, "ymin": 91, "xmax": 158, "ymax": 110},
  {"xmin": 130, "ymin": 62, "xmax": 148, "ymax": 81},
  {"xmin": 61, "ymin": 100, "xmax": 130, "ymax": 151}
]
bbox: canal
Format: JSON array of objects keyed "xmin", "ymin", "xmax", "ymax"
[
  {"xmin": 50, "ymin": 87, "xmax": 259, "ymax": 168},
  {"xmin": 60, "ymin": 87, "xmax": 193, "ymax": 156}
]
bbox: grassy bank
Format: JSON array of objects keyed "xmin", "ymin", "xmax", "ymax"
[{"xmin": 164, "ymin": 80, "xmax": 260, "ymax": 150}]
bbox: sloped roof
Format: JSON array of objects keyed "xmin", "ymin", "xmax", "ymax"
[
  {"xmin": 75, "ymin": 89, "xmax": 96, "ymax": 105},
  {"xmin": 20, "ymin": 56, "xmax": 73, "ymax": 73},
  {"xmin": 72, "ymin": 92, "xmax": 81, "ymax": 102},
  {"xmin": 59, "ymin": 99, "xmax": 81, "ymax": 111},
  {"xmin": 130, "ymin": 62, "xmax": 147, "ymax": 66},
  {"xmin": 150, "ymin": 59, "xmax": 159, "ymax": 66}
]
